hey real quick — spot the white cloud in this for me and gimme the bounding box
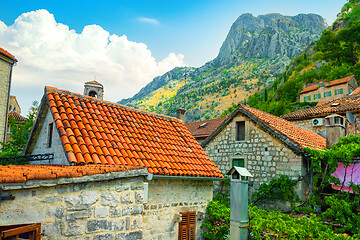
[0,9,184,113]
[137,17,160,25]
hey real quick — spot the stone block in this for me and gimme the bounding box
[48,207,64,219]
[122,205,143,216]
[71,183,92,192]
[81,191,99,205]
[109,208,122,217]
[94,233,114,240]
[101,192,120,207]
[87,220,112,233]
[131,215,142,230]
[115,231,143,240]
[95,206,109,218]
[66,209,91,221]
[64,221,84,236]
[65,195,81,206]
[121,191,134,204]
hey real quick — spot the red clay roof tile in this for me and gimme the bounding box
[282,94,360,120]
[0,47,17,61]
[43,86,223,178]
[0,165,142,183]
[240,105,326,151]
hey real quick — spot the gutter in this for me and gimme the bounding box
[151,174,225,181]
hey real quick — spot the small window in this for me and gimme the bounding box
[179,212,196,240]
[313,93,321,100]
[236,121,245,141]
[47,122,53,148]
[304,96,311,102]
[232,158,245,168]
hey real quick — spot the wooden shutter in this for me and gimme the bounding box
[179,212,196,240]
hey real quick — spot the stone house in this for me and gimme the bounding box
[185,117,226,144]
[6,95,26,142]
[299,75,358,102]
[0,164,148,239]
[0,47,17,144]
[282,94,360,137]
[199,105,326,200]
[24,85,223,240]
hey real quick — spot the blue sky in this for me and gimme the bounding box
[2,0,347,67]
[0,0,347,113]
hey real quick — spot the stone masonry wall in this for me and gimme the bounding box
[289,119,325,136]
[0,171,146,240]
[205,113,308,200]
[32,108,68,165]
[0,59,11,144]
[143,179,213,240]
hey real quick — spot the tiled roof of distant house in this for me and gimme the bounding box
[203,105,326,152]
[26,86,223,178]
[350,87,360,96]
[0,164,142,183]
[299,75,356,94]
[185,118,226,139]
[8,112,26,122]
[0,47,17,61]
[326,75,355,87]
[299,84,319,94]
[282,95,360,120]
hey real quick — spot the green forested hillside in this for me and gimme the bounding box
[238,0,360,117]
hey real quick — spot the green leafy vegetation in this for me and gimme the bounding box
[252,175,300,205]
[225,0,360,117]
[0,101,38,158]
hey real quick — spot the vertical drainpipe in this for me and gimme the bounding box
[3,62,15,144]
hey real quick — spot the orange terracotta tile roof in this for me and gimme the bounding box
[316,101,330,106]
[85,81,103,87]
[240,105,326,151]
[326,75,354,87]
[0,164,142,183]
[350,87,360,96]
[8,112,26,122]
[185,118,226,139]
[0,47,16,61]
[42,86,222,178]
[202,105,326,151]
[299,84,318,94]
[282,95,360,121]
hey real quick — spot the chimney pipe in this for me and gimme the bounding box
[325,114,346,148]
[176,108,186,122]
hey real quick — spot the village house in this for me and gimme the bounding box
[282,94,360,137]
[17,83,223,239]
[299,75,358,102]
[0,48,17,144]
[185,117,226,144]
[187,105,326,203]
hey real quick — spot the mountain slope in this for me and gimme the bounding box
[120,13,327,122]
[243,0,360,117]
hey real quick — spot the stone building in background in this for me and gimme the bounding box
[282,94,360,137]
[198,105,325,202]
[0,47,17,144]
[299,75,358,103]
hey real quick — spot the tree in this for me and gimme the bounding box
[0,101,38,157]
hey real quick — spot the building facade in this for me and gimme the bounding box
[299,75,358,103]
[282,94,360,137]
[200,105,325,202]
[24,84,223,239]
[0,48,17,144]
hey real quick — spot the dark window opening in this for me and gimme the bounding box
[236,121,245,141]
[47,122,53,148]
[232,158,245,168]
[88,91,97,98]
[179,212,196,240]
